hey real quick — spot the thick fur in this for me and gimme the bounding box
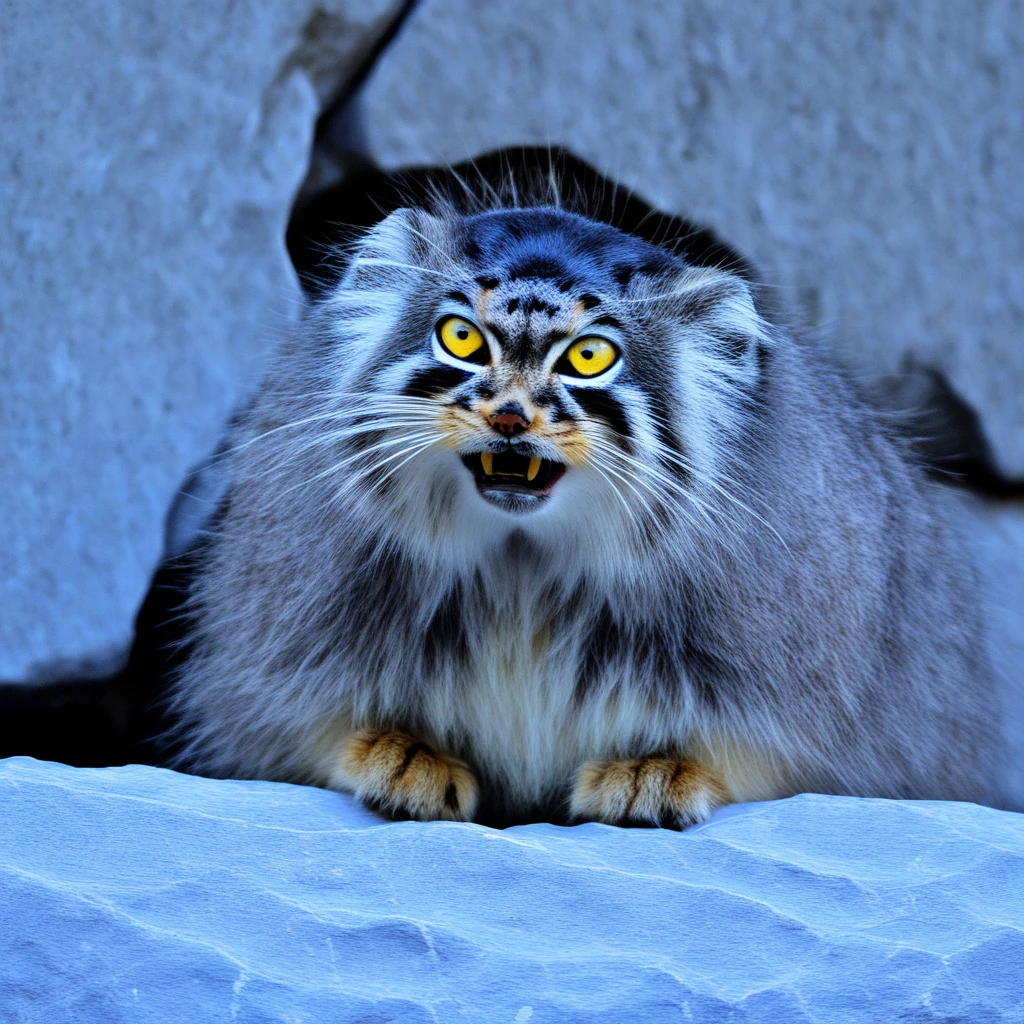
[172,192,999,826]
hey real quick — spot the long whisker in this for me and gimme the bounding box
[366,433,456,493]
[597,446,737,565]
[587,450,663,528]
[589,438,725,545]
[633,404,786,539]
[323,432,455,508]
[302,418,442,443]
[240,419,444,479]
[578,420,715,521]
[279,430,441,498]
[583,426,751,550]
[586,460,644,534]
[223,395,443,456]
[647,441,790,554]
[350,257,448,278]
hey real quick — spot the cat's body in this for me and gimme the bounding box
[173,164,999,826]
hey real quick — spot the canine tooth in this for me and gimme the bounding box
[527,456,542,482]
[480,452,493,475]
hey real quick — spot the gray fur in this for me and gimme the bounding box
[172,195,1000,820]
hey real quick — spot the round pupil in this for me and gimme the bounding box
[457,328,469,340]
[581,348,594,360]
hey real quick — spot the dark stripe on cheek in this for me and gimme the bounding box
[402,365,472,398]
[647,391,692,485]
[571,388,634,447]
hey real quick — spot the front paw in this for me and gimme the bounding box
[570,755,730,829]
[330,730,479,822]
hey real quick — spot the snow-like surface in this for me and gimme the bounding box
[2,758,1022,1023]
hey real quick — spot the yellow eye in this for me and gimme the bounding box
[560,337,619,378]
[437,316,487,363]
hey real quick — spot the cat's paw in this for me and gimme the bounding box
[570,756,730,829]
[331,730,479,822]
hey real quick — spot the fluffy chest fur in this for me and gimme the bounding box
[388,559,699,810]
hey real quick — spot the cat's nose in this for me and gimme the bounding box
[487,403,531,437]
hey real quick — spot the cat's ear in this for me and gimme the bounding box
[334,207,453,296]
[660,266,769,367]
[364,206,452,263]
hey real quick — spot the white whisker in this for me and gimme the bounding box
[351,257,448,278]
[279,430,442,499]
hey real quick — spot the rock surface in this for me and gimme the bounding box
[957,494,1024,810]
[1,757,1022,1023]
[0,0,400,681]
[356,0,1024,476]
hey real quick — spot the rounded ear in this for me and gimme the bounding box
[659,266,769,365]
[366,205,450,260]
[332,207,452,296]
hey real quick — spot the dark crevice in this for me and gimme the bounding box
[0,557,192,767]
[292,0,421,207]
[876,364,1024,500]
[331,0,420,109]
[286,144,757,299]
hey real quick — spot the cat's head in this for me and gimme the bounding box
[318,202,770,567]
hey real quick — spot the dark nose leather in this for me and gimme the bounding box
[487,403,531,437]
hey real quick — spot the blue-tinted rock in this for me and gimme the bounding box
[1,757,1022,1022]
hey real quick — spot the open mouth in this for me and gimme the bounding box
[461,450,566,507]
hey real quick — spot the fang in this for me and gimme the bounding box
[480,452,494,475]
[527,456,542,482]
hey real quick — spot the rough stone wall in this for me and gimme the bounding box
[0,0,400,681]
[2,0,1023,708]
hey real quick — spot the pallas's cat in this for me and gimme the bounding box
[172,156,998,827]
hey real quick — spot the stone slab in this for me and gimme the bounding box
[1,757,1022,1022]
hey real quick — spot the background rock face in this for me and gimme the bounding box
[2,0,1023,711]
[0,0,400,681]
[355,0,1024,475]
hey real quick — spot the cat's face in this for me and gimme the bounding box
[324,205,768,559]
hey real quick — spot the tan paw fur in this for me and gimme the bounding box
[329,730,479,822]
[570,756,730,828]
